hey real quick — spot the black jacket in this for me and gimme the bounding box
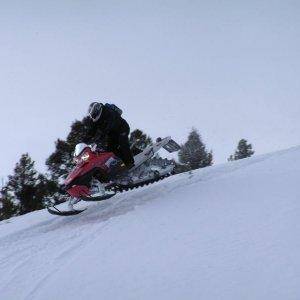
[88,104,129,138]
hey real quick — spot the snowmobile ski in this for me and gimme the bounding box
[47,206,86,216]
[81,192,116,202]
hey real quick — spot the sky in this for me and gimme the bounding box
[0,0,299,181]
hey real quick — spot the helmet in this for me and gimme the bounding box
[88,102,103,122]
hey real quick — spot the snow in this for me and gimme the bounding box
[1,146,300,300]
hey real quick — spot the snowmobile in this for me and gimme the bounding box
[47,137,180,216]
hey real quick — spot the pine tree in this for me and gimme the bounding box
[129,129,152,150]
[35,174,60,206]
[67,117,99,146]
[46,139,74,180]
[173,161,191,174]
[178,129,213,170]
[7,154,44,214]
[46,117,97,181]
[0,187,17,221]
[228,139,255,161]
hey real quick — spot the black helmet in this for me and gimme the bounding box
[88,102,103,122]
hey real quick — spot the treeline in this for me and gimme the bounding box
[0,117,254,221]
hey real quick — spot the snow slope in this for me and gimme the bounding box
[1,146,300,300]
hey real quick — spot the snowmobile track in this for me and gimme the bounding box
[114,172,172,193]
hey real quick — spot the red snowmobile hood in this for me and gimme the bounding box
[64,148,116,187]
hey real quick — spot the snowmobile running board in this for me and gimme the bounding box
[131,137,180,171]
[47,206,86,216]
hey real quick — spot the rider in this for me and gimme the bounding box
[87,102,135,169]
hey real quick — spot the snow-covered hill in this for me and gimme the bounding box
[1,146,300,300]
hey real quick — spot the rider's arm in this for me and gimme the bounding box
[101,106,119,134]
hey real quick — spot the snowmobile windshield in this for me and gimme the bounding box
[74,143,90,157]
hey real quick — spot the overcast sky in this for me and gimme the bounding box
[0,0,299,180]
